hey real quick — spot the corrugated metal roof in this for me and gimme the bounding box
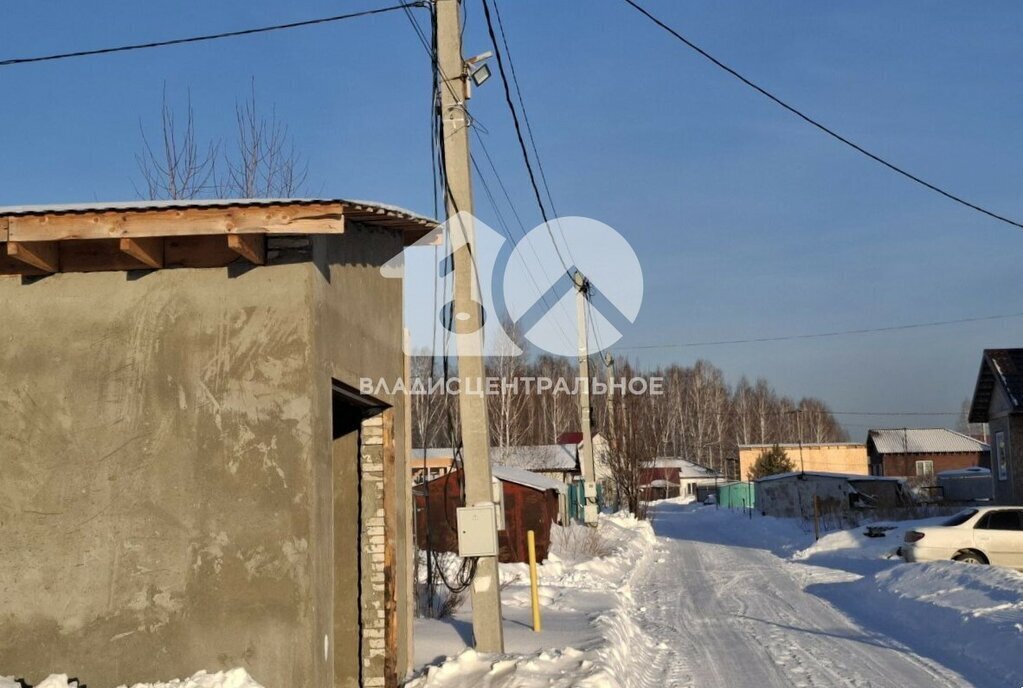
[0,197,436,225]
[491,444,578,471]
[868,428,989,454]
[412,445,579,472]
[491,465,568,494]
[756,471,903,483]
[647,457,721,478]
[410,448,455,460]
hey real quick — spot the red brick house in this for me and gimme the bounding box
[867,428,990,479]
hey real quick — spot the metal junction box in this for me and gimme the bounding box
[456,504,499,557]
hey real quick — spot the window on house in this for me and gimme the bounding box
[915,460,934,478]
[995,432,1009,481]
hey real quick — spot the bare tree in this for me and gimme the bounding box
[225,80,308,198]
[486,323,531,447]
[135,87,217,200]
[136,81,307,201]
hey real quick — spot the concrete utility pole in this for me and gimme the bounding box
[574,271,598,525]
[436,0,504,653]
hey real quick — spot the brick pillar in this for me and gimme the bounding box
[360,412,396,688]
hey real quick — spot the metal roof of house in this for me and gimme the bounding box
[0,197,435,226]
[491,444,579,472]
[647,457,721,478]
[969,349,1023,422]
[755,471,904,484]
[410,448,456,460]
[491,465,568,494]
[738,442,863,450]
[867,428,989,454]
[413,445,579,472]
[0,198,437,275]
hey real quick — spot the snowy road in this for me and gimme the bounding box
[629,504,968,688]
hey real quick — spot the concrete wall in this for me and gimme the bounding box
[739,444,868,480]
[755,475,903,519]
[0,225,412,687]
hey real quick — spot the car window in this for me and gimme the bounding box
[977,510,1023,531]
[942,510,978,526]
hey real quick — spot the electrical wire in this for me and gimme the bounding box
[490,0,578,267]
[614,311,1023,351]
[0,4,420,67]
[480,0,572,272]
[620,0,1023,231]
[402,0,575,352]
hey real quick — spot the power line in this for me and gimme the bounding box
[490,0,577,267]
[399,1,575,350]
[615,311,1023,351]
[480,0,572,272]
[621,0,1023,232]
[0,4,419,68]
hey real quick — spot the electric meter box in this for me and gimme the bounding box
[456,504,499,557]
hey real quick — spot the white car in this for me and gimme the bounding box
[901,507,1023,569]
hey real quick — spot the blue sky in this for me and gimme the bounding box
[3,1,1022,435]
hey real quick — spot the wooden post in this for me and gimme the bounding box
[527,530,541,633]
[812,495,821,541]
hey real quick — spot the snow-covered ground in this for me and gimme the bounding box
[412,503,1023,687]
[410,513,657,687]
[0,669,263,688]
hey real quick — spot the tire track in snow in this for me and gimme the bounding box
[620,507,967,688]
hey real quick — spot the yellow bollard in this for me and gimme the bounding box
[527,529,542,632]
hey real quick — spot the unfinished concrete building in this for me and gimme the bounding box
[0,199,433,688]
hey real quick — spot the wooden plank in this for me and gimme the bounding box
[119,237,164,269]
[7,241,58,272]
[164,235,239,269]
[0,219,8,243]
[62,239,152,273]
[227,234,266,265]
[0,247,47,276]
[7,203,345,242]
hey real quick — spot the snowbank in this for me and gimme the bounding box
[0,669,263,688]
[793,515,949,563]
[791,517,1023,686]
[409,512,657,687]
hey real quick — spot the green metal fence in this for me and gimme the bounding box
[718,481,755,510]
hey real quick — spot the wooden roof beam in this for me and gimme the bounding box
[6,204,345,242]
[7,241,58,273]
[227,234,266,265]
[119,237,164,269]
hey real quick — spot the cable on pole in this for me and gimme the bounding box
[480,0,572,273]
[0,4,420,67]
[621,0,1023,232]
[614,311,1023,351]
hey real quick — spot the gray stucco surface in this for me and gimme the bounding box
[0,224,409,687]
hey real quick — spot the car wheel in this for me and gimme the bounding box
[953,551,986,565]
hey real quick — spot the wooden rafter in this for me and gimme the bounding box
[7,241,58,272]
[227,234,266,265]
[0,200,439,275]
[119,237,164,269]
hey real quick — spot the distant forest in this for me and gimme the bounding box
[409,354,847,477]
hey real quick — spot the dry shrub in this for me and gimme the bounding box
[551,524,613,561]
